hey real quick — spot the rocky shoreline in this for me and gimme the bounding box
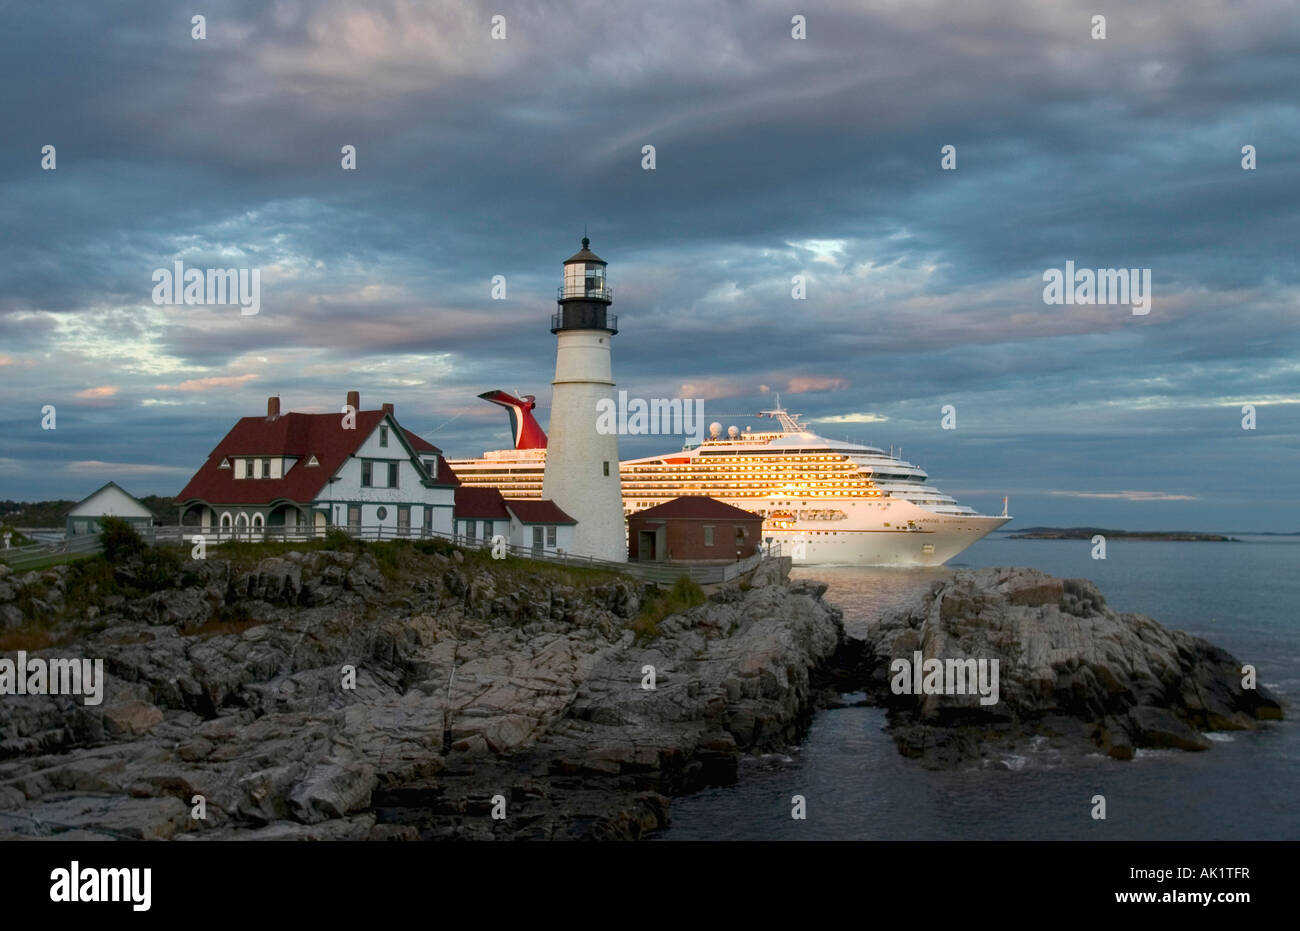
[842,568,1283,769]
[0,546,1283,840]
[0,545,841,840]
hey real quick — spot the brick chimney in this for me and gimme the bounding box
[346,390,360,411]
[382,402,394,415]
[266,396,280,420]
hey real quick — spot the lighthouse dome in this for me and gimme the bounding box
[563,236,606,266]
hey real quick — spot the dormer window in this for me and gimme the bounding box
[379,425,389,448]
[218,458,231,469]
[306,455,319,467]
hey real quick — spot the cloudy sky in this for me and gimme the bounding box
[2,0,1297,530]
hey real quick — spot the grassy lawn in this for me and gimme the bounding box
[1,550,98,573]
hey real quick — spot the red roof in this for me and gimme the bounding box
[430,454,462,487]
[505,500,576,525]
[454,486,511,520]
[177,410,457,505]
[632,496,761,521]
[403,429,437,453]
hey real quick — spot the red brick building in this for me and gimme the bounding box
[627,496,763,564]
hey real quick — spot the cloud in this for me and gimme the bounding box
[815,412,890,424]
[65,460,195,477]
[75,386,118,399]
[0,0,1297,530]
[155,375,259,392]
[786,377,849,394]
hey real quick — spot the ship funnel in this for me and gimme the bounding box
[478,390,548,450]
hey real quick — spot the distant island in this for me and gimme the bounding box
[1008,526,1239,542]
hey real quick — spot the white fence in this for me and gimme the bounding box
[4,523,778,587]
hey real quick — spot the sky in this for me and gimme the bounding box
[1,0,1297,531]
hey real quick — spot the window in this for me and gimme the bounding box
[603,461,610,476]
[388,462,399,489]
[546,526,556,547]
[423,508,433,531]
[376,506,388,521]
[482,520,492,539]
[466,520,477,541]
[234,458,247,479]
[361,461,373,487]
[379,425,389,448]
[423,459,434,476]
[262,458,271,479]
[703,525,714,546]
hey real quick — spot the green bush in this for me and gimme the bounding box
[1,524,31,547]
[664,575,706,612]
[413,536,457,558]
[632,575,706,643]
[323,525,362,552]
[99,516,145,563]
[135,545,196,591]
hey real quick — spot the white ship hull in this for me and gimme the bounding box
[759,515,1009,566]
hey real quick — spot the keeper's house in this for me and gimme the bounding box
[176,392,459,536]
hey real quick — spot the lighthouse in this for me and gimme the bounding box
[542,237,627,561]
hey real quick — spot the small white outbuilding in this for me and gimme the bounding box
[65,482,155,536]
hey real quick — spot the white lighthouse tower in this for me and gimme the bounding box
[542,237,627,562]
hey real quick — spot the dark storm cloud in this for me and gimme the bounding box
[0,0,1297,528]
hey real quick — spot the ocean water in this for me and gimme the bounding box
[659,534,1300,840]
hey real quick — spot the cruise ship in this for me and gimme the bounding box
[447,391,1011,566]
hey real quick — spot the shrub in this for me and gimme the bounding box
[135,545,195,591]
[632,575,706,643]
[63,558,119,615]
[323,525,362,552]
[414,537,457,558]
[371,541,412,580]
[664,575,706,613]
[0,524,31,547]
[99,516,145,563]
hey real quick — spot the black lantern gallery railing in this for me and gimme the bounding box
[557,284,612,301]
